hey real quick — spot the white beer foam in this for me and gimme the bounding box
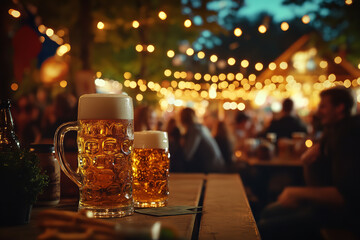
[134,131,169,149]
[78,94,133,120]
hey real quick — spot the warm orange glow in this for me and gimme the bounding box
[46,28,54,37]
[136,94,144,101]
[302,15,310,24]
[255,62,263,71]
[210,55,218,62]
[334,56,342,64]
[241,59,249,68]
[305,139,313,148]
[97,21,105,30]
[320,60,328,68]
[158,11,167,20]
[234,28,242,37]
[132,20,140,28]
[38,25,46,33]
[197,51,205,59]
[167,50,175,58]
[281,22,289,31]
[258,25,267,33]
[184,19,192,28]
[147,45,155,52]
[11,83,18,91]
[8,9,21,18]
[135,44,143,52]
[60,80,67,88]
[186,48,194,56]
[228,58,236,65]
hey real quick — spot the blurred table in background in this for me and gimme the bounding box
[0,173,260,240]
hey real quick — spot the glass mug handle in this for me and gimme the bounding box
[54,121,82,187]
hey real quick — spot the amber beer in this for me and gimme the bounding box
[132,131,170,208]
[54,94,134,218]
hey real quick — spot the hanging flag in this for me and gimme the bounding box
[12,25,42,82]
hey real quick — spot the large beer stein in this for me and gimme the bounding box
[54,94,134,218]
[132,131,170,208]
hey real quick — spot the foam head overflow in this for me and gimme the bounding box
[134,131,169,149]
[78,94,133,120]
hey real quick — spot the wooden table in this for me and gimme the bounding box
[0,173,260,240]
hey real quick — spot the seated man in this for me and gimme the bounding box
[262,98,308,140]
[258,86,360,240]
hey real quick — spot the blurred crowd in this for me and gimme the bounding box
[11,89,324,170]
[10,86,360,239]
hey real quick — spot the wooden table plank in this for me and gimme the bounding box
[0,173,205,240]
[199,174,261,240]
[111,173,205,240]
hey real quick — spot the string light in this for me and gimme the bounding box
[345,0,352,5]
[46,28,54,37]
[302,15,310,24]
[8,9,20,18]
[60,80,67,88]
[210,55,218,62]
[227,57,236,65]
[167,50,175,58]
[255,62,263,71]
[234,28,242,37]
[135,44,143,52]
[334,56,342,64]
[158,11,167,20]
[97,21,105,30]
[281,22,289,31]
[241,59,249,68]
[184,19,192,28]
[186,48,194,56]
[132,20,140,28]
[147,45,155,52]
[258,25,267,33]
[320,60,328,68]
[197,51,205,59]
[11,83,18,91]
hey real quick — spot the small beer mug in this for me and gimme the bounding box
[54,94,134,218]
[132,131,170,208]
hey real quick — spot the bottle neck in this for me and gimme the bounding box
[0,107,15,129]
[0,104,21,151]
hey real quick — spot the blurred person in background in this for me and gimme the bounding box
[258,86,360,240]
[179,107,225,173]
[165,117,185,172]
[134,105,157,132]
[213,120,234,171]
[260,98,308,140]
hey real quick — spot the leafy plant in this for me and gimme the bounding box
[0,149,49,205]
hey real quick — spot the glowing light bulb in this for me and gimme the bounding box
[302,15,310,24]
[210,55,218,63]
[281,22,289,31]
[158,11,167,20]
[167,50,175,58]
[8,9,20,18]
[132,20,140,28]
[258,25,267,33]
[184,19,192,28]
[197,51,205,59]
[234,28,242,37]
[97,21,105,30]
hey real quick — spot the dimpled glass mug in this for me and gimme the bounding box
[132,131,170,208]
[54,94,134,218]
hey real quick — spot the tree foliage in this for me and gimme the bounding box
[284,0,360,64]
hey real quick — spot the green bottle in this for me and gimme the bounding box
[0,99,20,152]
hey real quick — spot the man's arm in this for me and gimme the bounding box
[277,186,345,208]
